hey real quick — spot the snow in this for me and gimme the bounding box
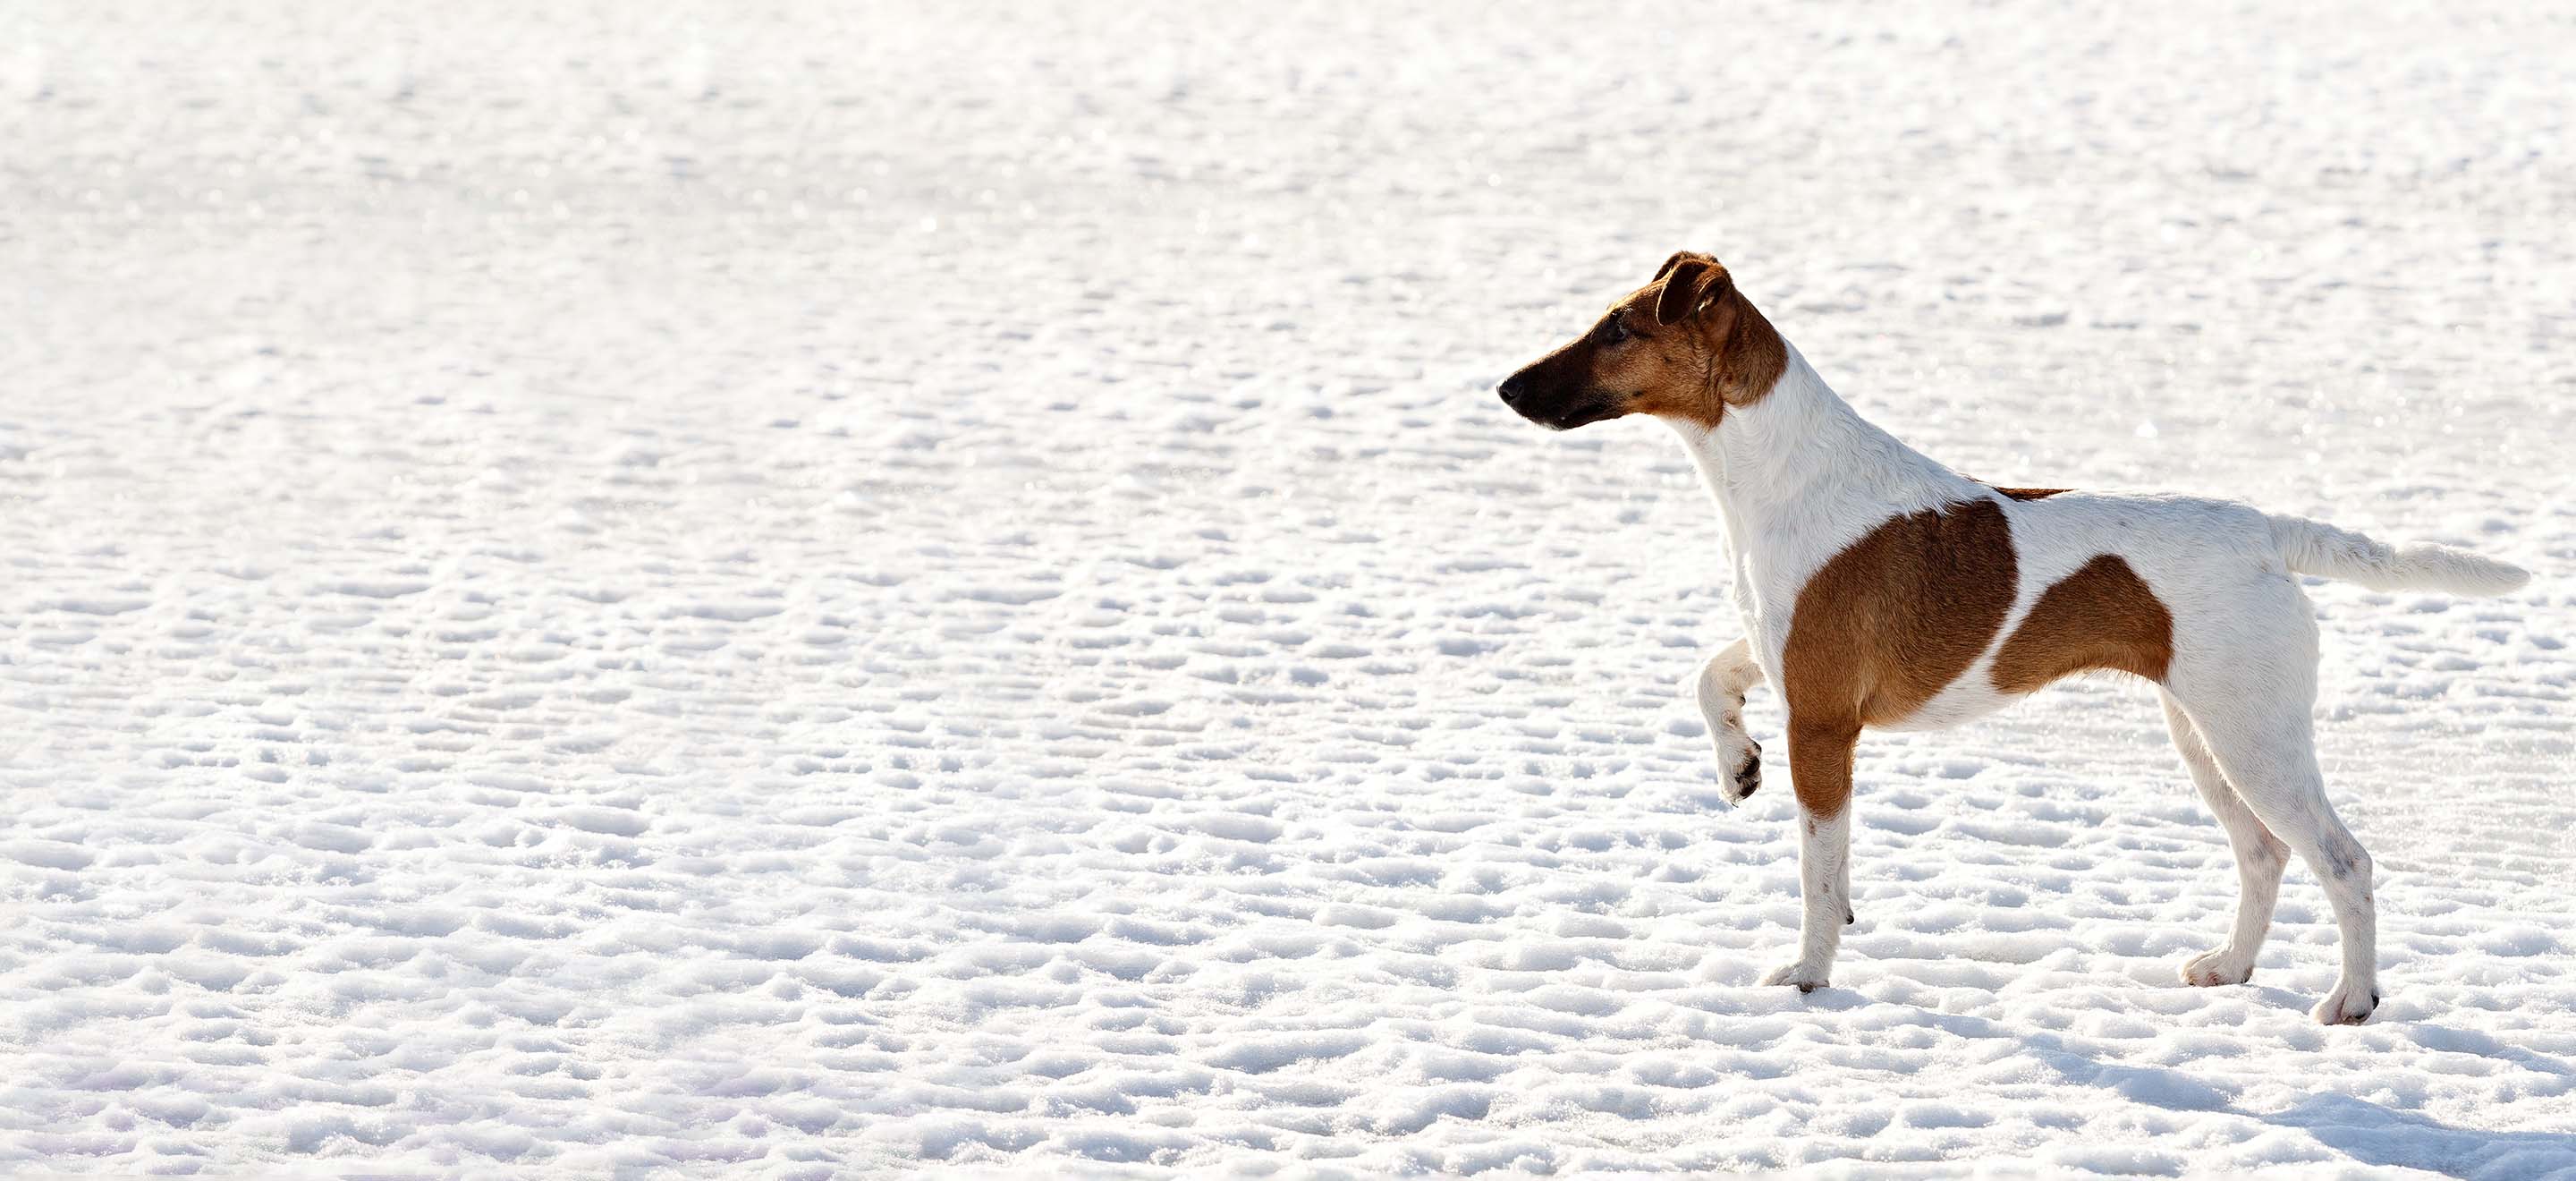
[4,0,2573,1177]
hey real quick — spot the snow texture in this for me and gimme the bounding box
[4,1,2574,1177]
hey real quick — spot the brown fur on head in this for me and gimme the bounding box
[1496,251,1788,430]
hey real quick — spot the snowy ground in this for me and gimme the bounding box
[4,1,2574,1177]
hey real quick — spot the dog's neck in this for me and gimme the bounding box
[1662,340,1979,564]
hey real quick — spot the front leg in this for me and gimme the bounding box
[1759,719,1858,990]
[1692,638,1767,804]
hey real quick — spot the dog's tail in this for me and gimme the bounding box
[2267,514,2530,596]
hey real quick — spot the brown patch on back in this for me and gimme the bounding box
[1989,556,2174,693]
[1781,499,2020,816]
[1965,479,2068,501]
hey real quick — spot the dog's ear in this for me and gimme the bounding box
[1652,250,1713,284]
[1655,256,1733,327]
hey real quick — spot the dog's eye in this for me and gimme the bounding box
[1600,315,1630,344]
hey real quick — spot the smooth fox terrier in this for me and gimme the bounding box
[1497,251,2530,1024]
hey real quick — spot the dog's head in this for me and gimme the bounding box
[1496,251,1779,430]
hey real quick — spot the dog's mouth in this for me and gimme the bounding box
[1498,370,1623,430]
[1530,397,1622,431]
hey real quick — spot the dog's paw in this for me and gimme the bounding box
[1729,742,1762,800]
[1758,961,1829,992]
[2310,979,2379,1025]
[2178,947,2253,987]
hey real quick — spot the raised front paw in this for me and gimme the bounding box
[1730,741,1763,800]
[2310,979,2379,1025]
[1758,961,1829,992]
[2178,947,2253,987]
[1710,736,1761,805]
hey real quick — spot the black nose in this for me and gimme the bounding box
[1497,375,1528,407]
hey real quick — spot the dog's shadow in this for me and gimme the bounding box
[1894,1007,2576,1177]
[2264,1088,2576,1178]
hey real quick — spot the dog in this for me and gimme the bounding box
[1496,251,2531,1024]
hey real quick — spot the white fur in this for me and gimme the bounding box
[1666,340,2529,1024]
[1692,638,1765,801]
[2270,514,2531,595]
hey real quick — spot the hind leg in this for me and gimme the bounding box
[1693,638,1767,804]
[2162,692,2288,986]
[2168,621,2379,1024]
